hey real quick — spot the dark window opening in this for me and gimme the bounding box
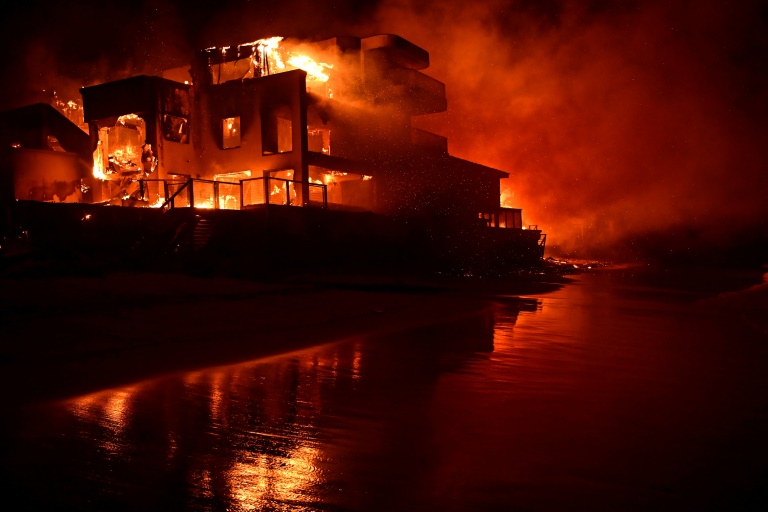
[163,114,189,143]
[262,105,292,155]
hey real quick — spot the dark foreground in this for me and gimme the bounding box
[1,264,767,511]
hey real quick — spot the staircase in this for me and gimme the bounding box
[192,217,215,252]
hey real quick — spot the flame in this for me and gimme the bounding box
[93,163,107,181]
[219,37,333,86]
[92,141,107,180]
[117,113,140,125]
[219,194,239,210]
[286,54,332,82]
[500,188,514,208]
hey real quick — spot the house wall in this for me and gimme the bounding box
[7,148,89,202]
[82,76,195,182]
[191,69,310,204]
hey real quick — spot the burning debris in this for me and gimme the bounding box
[206,37,334,95]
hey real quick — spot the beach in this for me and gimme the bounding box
[2,263,767,511]
[0,269,570,405]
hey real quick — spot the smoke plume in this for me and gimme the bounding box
[362,0,768,263]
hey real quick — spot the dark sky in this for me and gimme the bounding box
[2,0,767,262]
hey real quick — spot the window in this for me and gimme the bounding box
[262,105,292,154]
[308,127,331,154]
[163,114,189,143]
[222,117,241,149]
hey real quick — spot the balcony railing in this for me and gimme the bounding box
[138,177,328,211]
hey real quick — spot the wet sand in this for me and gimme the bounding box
[0,270,570,405]
[3,264,766,511]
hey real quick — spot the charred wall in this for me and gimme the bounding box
[81,76,194,180]
[190,67,310,201]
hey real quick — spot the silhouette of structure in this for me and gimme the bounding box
[0,34,545,276]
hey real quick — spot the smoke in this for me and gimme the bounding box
[0,0,196,109]
[3,0,766,263]
[361,0,768,262]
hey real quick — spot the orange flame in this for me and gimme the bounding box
[286,54,332,82]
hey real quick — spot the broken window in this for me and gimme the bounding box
[162,85,190,143]
[163,85,191,117]
[262,105,292,155]
[222,117,241,149]
[95,114,146,177]
[163,114,189,143]
[308,127,331,154]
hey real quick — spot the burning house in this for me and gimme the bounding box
[0,34,545,276]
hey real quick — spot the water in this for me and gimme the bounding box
[3,267,767,511]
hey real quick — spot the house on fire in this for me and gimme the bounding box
[0,34,545,275]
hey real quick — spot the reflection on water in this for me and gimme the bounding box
[3,269,768,511]
[70,387,137,457]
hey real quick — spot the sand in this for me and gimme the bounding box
[0,270,570,405]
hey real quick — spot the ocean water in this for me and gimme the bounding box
[3,266,767,511]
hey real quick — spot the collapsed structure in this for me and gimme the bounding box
[0,34,545,276]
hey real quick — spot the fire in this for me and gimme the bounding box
[92,163,107,181]
[321,171,348,186]
[92,141,107,180]
[286,54,332,82]
[218,37,333,86]
[500,188,514,208]
[117,113,140,125]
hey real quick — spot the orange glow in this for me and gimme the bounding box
[225,445,322,509]
[286,54,332,82]
[500,187,514,209]
[148,197,165,208]
[92,143,107,181]
[69,386,139,456]
[215,36,334,90]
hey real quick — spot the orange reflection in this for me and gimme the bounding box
[209,371,226,426]
[352,341,362,382]
[69,385,139,456]
[226,445,322,509]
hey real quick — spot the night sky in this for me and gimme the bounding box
[2,0,766,264]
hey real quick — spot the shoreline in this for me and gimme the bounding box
[0,269,571,406]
